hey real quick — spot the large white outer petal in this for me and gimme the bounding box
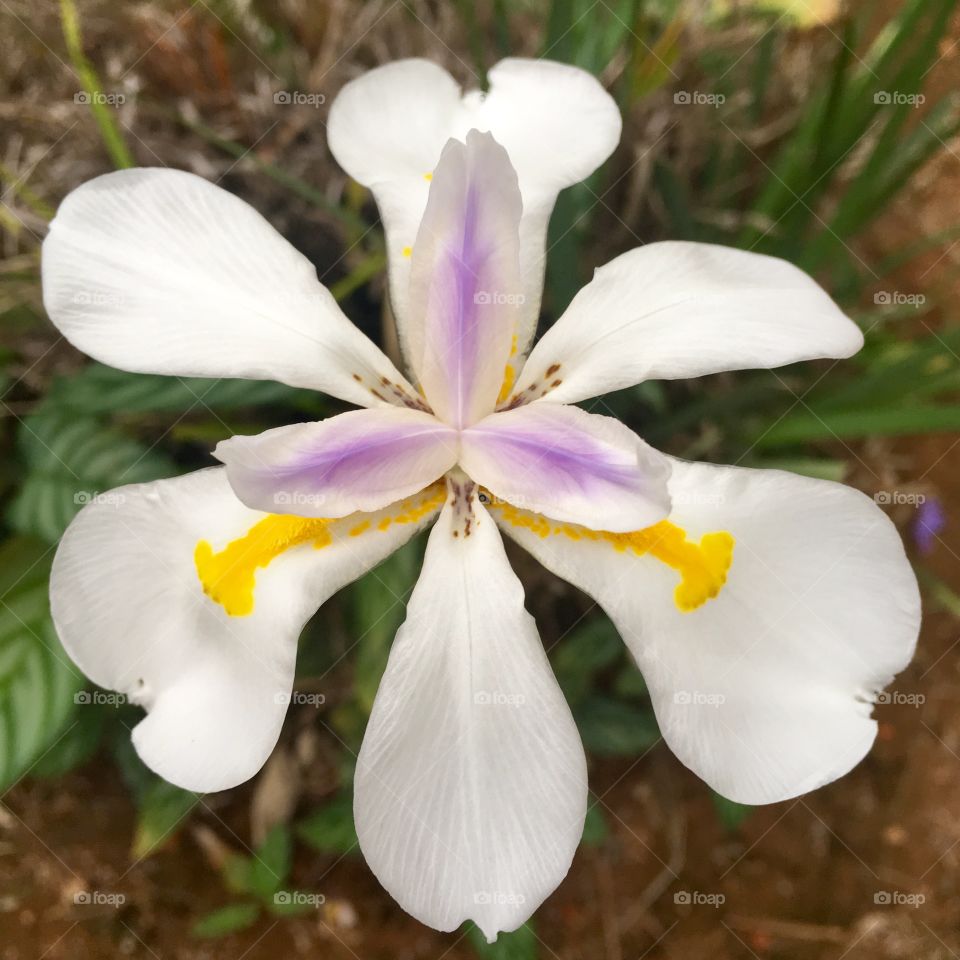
[328,57,621,363]
[493,459,920,804]
[50,468,440,792]
[512,242,864,406]
[42,168,413,408]
[354,495,587,941]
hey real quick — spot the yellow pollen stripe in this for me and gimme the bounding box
[496,333,519,405]
[491,501,734,612]
[195,485,446,617]
[402,245,412,258]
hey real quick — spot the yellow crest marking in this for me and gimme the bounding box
[496,333,519,405]
[195,484,446,617]
[491,500,734,612]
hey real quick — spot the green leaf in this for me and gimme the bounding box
[0,538,84,790]
[751,404,960,446]
[297,792,358,856]
[7,413,175,543]
[41,363,313,418]
[29,697,107,778]
[467,919,538,959]
[712,793,753,831]
[551,617,623,706]
[249,824,292,899]
[192,902,261,938]
[613,664,648,699]
[575,696,660,756]
[580,804,609,847]
[132,778,200,859]
[221,853,255,896]
[743,457,847,482]
[350,539,423,716]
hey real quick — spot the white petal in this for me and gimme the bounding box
[460,404,671,531]
[492,459,919,804]
[50,468,443,792]
[328,57,621,365]
[215,407,457,517]
[512,242,864,406]
[42,168,415,408]
[354,492,586,940]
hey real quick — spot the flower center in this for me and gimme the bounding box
[486,497,734,612]
[194,483,446,616]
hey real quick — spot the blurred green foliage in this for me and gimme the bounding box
[1,0,958,952]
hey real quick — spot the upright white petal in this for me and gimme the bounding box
[50,468,442,792]
[511,242,864,406]
[42,168,415,409]
[493,459,919,804]
[355,492,587,940]
[408,131,522,426]
[328,57,621,364]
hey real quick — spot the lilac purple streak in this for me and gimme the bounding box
[215,411,458,517]
[435,185,484,426]
[466,423,641,494]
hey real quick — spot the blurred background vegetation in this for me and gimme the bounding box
[2,0,960,957]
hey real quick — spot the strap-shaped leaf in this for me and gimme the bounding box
[6,413,175,543]
[0,538,83,790]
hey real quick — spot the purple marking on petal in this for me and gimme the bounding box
[458,404,672,531]
[438,185,483,423]
[285,425,450,487]
[912,496,946,556]
[469,423,641,494]
[215,409,458,517]
[411,131,523,428]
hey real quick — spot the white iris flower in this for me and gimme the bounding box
[41,58,919,941]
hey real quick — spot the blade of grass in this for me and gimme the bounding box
[175,114,370,235]
[328,252,387,302]
[749,404,960,447]
[492,0,511,58]
[0,163,54,221]
[59,0,134,169]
